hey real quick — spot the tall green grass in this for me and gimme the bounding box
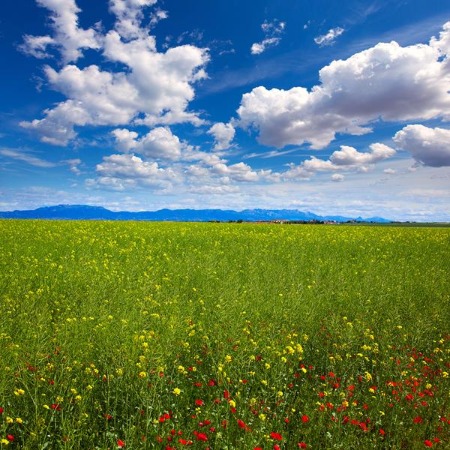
[0,221,449,449]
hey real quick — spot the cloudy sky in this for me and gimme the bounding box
[1,0,449,220]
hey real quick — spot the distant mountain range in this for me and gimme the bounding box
[0,204,392,223]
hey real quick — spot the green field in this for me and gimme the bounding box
[0,221,449,449]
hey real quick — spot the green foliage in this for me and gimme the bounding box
[0,221,449,449]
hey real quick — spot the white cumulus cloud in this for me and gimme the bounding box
[330,143,396,165]
[112,126,183,160]
[20,0,209,145]
[20,0,100,63]
[393,124,450,167]
[208,122,235,151]
[238,22,450,149]
[284,143,396,180]
[93,153,178,190]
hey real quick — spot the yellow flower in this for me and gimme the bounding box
[138,371,147,378]
[225,355,232,363]
[15,417,23,424]
[14,389,25,396]
[173,388,181,396]
[0,438,10,445]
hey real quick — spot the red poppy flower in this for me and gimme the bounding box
[0,407,3,414]
[194,431,208,441]
[413,416,423,424]
[117,439,125,448]
[298,443,307,449]
[270,432,283,441]
[195,399,204,406]
[237,419,247,429]
[424,440,433,447]
[7,435,14,442]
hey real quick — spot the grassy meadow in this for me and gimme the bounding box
[0,220,449,449]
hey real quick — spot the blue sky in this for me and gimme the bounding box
[1,0,449,220]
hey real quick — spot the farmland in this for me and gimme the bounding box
[0,220,449,449]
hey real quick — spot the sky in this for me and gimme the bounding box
[0,0,449,221]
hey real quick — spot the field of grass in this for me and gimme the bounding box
[0,220,449,449]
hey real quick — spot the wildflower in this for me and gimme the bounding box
[14,389,25,396]
[270,432,283,441]
[6,435,14,442]
[413,416,423,424]
[15,417,23,424]
[51,403,61,411]
[173,388,181,396]
[0,407,3,414]
[424,440,433,447]
[195,399,204,406]
[298,443,308,449]
[193,431,208,441]
[0,439,9,446]
[301,414,310,423]
[117,439,125,447]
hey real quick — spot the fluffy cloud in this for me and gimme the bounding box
[94,153,178,189]
[251,19,285,55]
[330,143,396,165]
[393,124,450,167]
[208,122,235,150]
[20,1,209,145]
[109,0,158,39]
[112,126,183,160]
[238,22,450,149]
[20,0,100,63]
[284,143,396,179]
[331,174,345,182]
[314,27,344,46]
